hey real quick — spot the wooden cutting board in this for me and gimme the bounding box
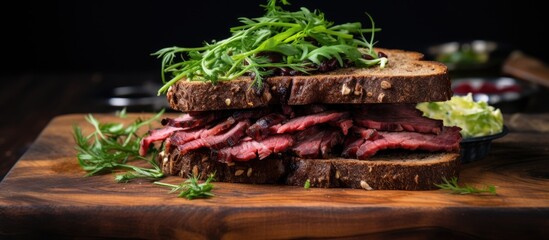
[1,114,548,239]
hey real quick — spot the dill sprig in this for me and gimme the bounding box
[154,173,216,200]
[72,109,165,182]
[435,177,497,195]
[153,0,387,95]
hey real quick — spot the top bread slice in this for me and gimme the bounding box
[166,48,452,112]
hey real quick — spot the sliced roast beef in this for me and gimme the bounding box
[146,103,462,164]
[341,127,379,157]
[166,128,206,152]
[292,126,323,158]
[214,134,294,162]
[246,113,287,140]
[355,126,461,159]
[319,129,344,157]
[353,104,442,134]
[202,117,236,137]
[268,124,282,134]
[161,112,219,128]
[277,111,350,134]
[330,118,353,135]
[293,127,343,158]
[177,120,250,155]
[164,116,237,152]
[260,134,294,153]
[217,141,266,162]
[349,126,379,139]
[342,137,364,158]
[139,126,184,156]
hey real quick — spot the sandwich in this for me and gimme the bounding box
[139,0,461,190]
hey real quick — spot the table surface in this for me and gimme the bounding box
[1,112,549,239]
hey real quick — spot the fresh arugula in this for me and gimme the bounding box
[73,109,165,182]
[153,0,387,95]
[436,177,497,195]
[154,173,216,200]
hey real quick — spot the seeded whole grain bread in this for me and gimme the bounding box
[167,48,452,112]
[160,150,460,190]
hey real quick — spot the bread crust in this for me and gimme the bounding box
[167,48,452,112]
[161,150,460,190]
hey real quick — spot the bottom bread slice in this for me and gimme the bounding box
[160,150,460,190]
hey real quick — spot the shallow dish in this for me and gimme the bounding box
[460,126,508,163]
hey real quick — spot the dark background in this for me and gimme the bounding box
[4,0,549,75]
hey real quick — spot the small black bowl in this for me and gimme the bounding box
[459,126,508,163]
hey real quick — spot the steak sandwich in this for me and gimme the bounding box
[140,1,461,190]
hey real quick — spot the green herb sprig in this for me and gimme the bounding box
[304,179,311,189]
[154,0,387,95]
[73,109,165,182]
[436,177,497,195]
[154,173,216,200]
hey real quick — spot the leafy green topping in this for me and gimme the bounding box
[73,109,165,182]
[435,177,497,195]
[154,173,216,200]
[153,0,387,95]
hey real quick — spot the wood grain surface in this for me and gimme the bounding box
[1,113,548,239]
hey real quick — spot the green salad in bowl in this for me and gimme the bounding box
[417,93,506,162]
[417,93,503,138]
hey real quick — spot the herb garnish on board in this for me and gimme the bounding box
[154,0,387,95]
[73,110,217,199]
[154,173,216,200]
[73,109,165,182]
[436,177,497,195]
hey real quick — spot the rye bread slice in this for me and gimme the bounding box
[286,152,460,190]
[160,150,460,190]
[166,48,451,112]
[160,150,290,184]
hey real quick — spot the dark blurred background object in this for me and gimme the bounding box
[4,0,549,75]
[1,0,549,179]
[450,76,538,113]
[503,50,549,89]
[427,40,511,78]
